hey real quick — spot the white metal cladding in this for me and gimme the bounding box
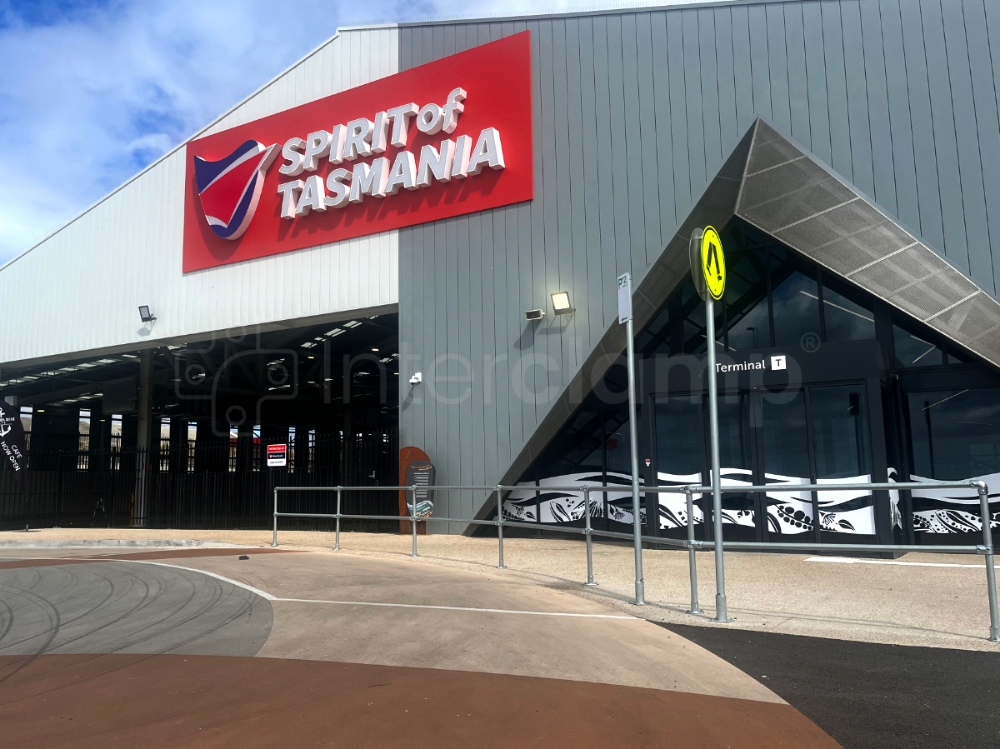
[0,27,400,368]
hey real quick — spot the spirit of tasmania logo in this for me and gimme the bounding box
[193,140,278,240]
[182,32,533,271]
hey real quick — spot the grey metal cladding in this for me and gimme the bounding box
[395,0,1000,518]
[480,122,750,523]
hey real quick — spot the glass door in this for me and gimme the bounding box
[654,395,705,537]
[653,392,758,540]
[714,394,758,540]
[652,383,875,542]
[760,391,817,539]
[809,385,876,538]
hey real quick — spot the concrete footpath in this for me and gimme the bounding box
[0,544,839,748]
[5,526,999,651]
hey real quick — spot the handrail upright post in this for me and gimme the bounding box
[410,485,418,558]
[335,487,342,551]
[272,487,278,547]
[686,486,702,614]
[584,486,597,586]
[976,482,1000,641]
[496,485,506,569]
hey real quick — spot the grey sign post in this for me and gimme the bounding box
[618,271,644,606]
[690,228,730,623]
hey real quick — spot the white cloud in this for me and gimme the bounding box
[0,0,688,264]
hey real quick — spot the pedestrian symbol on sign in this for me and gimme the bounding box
[700,226,726,301]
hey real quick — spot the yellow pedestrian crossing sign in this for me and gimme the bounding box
[700,226,726,301]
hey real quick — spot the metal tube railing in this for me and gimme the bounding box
[584,486,596,586]
[270,479,1000,642]
[685,486,702,614]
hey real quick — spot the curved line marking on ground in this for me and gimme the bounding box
[23,558,641,620]
[275,598,641,619]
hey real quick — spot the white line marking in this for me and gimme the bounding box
[805,556,982,569]
[19,557,637,619]
[275,598,640,619]
[119,560,278,600]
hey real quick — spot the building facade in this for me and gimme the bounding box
[2,0,1000,548]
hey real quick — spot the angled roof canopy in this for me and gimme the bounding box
[484,118,1000,508]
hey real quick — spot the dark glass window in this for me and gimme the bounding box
[894,323,944,367]
[770,248,821,347]
[761,391,811,479]
[821,278,875,343]
[636,306,670,356]
[604,410,632,476]
[908,389,1000,480]
[535,408,604,478]
[655,396,702,481]
[810,385,870,478]
[725,246,771,352]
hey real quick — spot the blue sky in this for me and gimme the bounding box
[0,0,689,265]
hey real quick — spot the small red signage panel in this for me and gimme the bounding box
[183,32,534,272]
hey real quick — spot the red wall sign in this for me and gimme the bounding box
[183,32,534,272]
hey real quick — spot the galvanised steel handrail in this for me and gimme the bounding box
[271,479,1000,641]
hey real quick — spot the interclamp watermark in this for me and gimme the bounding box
[165,324,814,436]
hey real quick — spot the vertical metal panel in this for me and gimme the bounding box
[971,0,1000,288]
[731,5,757,134]
[858,0,897,215]
[579,17,610,354]
[941,0,993,290]
[783,3,811,146]
[606,15,635,288]
[564,16,593,361]
[683,10,707,194]
[899,0,945,252]
[748,4,773,123]
[879,0,920,234]
[698,9,724,182]
[666,11,692,209]
[765,3,792,135]
[841,0,876,199]
[0,28,400,367]
[821,0,854,181]
[714,9,740,156]
[622,13,650,271]
[921,0,971,275]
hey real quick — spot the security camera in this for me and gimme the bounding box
[409,372,423,385]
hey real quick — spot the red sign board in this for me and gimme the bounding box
[183,32,534,272]
[266,443,287,467]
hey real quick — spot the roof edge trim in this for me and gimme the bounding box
[343,0,824,32]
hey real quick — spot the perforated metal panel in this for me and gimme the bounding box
[735,118,1000,368]
[775,203,908,275]
[740,160,857,233]
[744,120,805,176]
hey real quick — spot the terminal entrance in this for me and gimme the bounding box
[512,219,1000,548]
[651,376,877,544]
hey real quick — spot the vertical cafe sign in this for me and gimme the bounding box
[0,402,28,490]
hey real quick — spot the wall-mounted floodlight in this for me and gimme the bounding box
[138,305,156,323]
[525,309,545,321]
[550,291,573,315]
[409,372,423,385]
